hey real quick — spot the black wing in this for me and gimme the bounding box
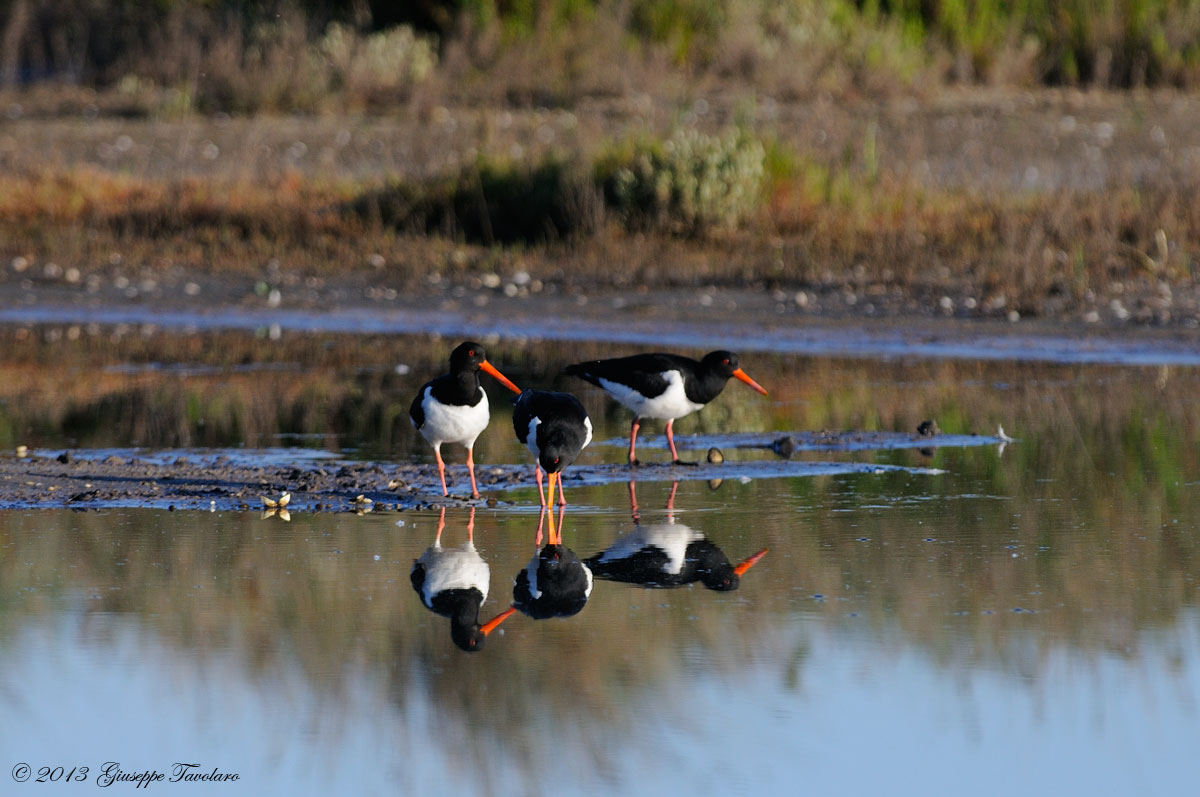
[565,353,695,399]
[512,390,535,445]
[409,379,434,430]
[410,560,426,596]
[513,390,588,445]
[586,545,675,586]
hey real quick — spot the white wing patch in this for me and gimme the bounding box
[582,416,593,450]
[525,415,542,460]
[599,370,703,420]
[522,555,542,599]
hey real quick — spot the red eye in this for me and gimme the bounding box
[554,457,560,464]
[468,350,475,357]
[723,358,730,365]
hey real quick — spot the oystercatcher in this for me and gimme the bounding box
[564,350,767,465]
[586,482,766,590]
[410,341,522,498]
[411,508,516,652]
[512,505,593,619]
[512,389,592,506]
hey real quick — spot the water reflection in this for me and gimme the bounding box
[587,482,768,591]
[512,505,593,620]
[410,507,516,651]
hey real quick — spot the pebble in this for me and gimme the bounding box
[772,436,795,458]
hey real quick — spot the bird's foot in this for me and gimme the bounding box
[629,458,643,468]
[672,459,699,467]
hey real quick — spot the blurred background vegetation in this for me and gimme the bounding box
[4,0,1200,115]
[3,1,1199,325]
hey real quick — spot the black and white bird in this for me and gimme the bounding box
[410,341,522,498]
[586,522,767,591]
[410,508,516,652]
[512,506,593,620]
[512,389,592,506]
[587,481,767,591]
[564,350,767,465]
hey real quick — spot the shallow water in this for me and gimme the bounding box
[1,328,1198,794]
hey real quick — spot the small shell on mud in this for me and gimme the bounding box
[707,447,724,464]
[15,445,28,458]
[261,491,291,508]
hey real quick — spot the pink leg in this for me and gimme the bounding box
[466,447,480,499]
[466,507,476,543]
[666,419,680,462]
[628,417,642,465]
[535,503,547,546]
[667,481,678,514]
[556,472,567,506]
[536,465,547,506]
[628,480,640,522]
[434,445,448,496]
[435,506,446,544]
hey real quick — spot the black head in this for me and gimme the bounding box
[449,341,487,372]
[451,620,488,652]
[701,351,741,379]
[700,563,740,591]
[538,440,579,474]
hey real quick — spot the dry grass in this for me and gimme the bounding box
[2,150,1197,324]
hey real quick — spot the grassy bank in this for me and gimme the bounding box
[2,124,1198,326]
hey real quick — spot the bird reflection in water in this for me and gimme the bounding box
[512,503,593,619]
[410,507,516,652]
[586,481,768,591]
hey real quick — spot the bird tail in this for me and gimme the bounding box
[563,362,601,387]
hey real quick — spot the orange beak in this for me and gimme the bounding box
[546,473,561,544]
[480,360,522,394]
[733,548,769,576]
[732,368,768,396]
[480,606,517,636]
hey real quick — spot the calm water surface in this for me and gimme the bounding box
[1,330,1198,795]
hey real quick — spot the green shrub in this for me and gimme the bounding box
[598,128,766,234]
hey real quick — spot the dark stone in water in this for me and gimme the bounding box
[772,436,795,458]
[917,419,940,437]
[57,451,71,464]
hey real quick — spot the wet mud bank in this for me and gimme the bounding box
[0,430,996,511]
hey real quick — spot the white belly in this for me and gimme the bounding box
[418,387,490,448]
[418,543,490,605]
[595,522,702,575]
[599,370,704,420]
